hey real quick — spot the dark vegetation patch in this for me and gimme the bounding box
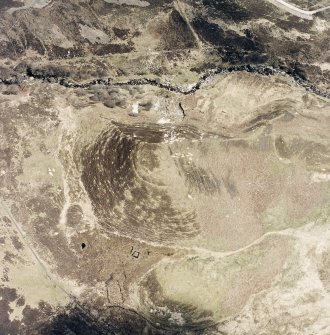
[19,23,46,55]
[200,0,313,32]
[16,296,25,307]
[192,17,265,64]
[26,65,71,80]
[49,45,84,59]
[0,288,50,335]
[0,289,213,335]
[202,0,253,21]
[113,27,130,40]
[201,0,312,31]
[37,303,161,335]
[2,216,11,224]
[285,62,308,81]
[0,287,20,335]
[161,9,198,50]
[37,302,214,335]
[0,40,24,58]
[22,302,54,333]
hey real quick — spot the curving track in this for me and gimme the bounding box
[267,0,330,19]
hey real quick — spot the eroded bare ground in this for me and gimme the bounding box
[1,0,330,334]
